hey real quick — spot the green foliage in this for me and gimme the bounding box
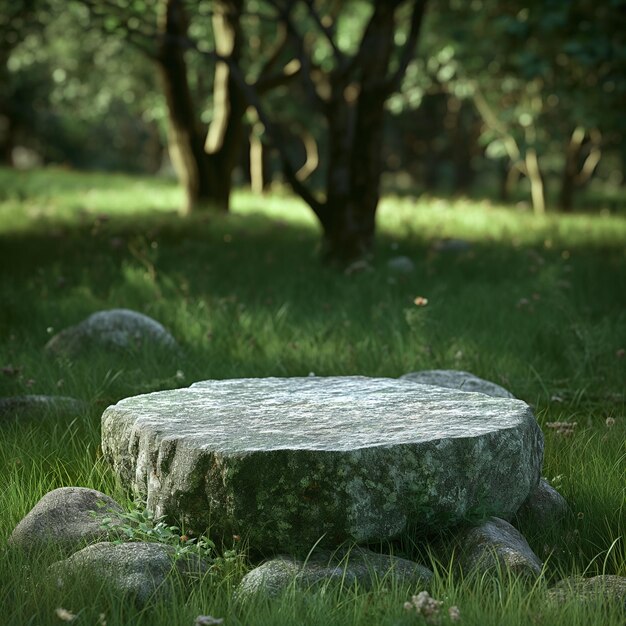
[1,0,162,170]
[94,501,241,568]
[388,0,626,206]
[2,0,624,211]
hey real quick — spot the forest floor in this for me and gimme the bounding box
[0,167,624,625]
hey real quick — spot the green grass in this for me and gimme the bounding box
[0,166,625,625]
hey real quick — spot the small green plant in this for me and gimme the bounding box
[94,501,240,570]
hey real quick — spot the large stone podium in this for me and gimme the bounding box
[101,377,543,552]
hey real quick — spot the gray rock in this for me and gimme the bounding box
[0,395,86,421]
[8,487,124,555]
[516,479,570,528]
[235,547,433,602]
[49,541,208,606]
[548,575,626,608]
[432,239,472,253]
[101,376,543,552]
[45,309,178,357]
[400,370,514,399]
[387,256,415,273]
[456,517,543,579]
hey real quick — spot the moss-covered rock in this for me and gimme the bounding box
[235,547,433,602]
[515,478,570,528]
[0,395,86,422]
[8,487,123,555]
[45,309,178,357]
[49,541,208,606]
[548,575,626,609]
[101,376,543,553]
[400,370,514,399]
[454,517,543,579]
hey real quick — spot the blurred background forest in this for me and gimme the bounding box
[1,0,625,260]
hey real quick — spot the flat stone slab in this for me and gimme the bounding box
[101,377,543,552]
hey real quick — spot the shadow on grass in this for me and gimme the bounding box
[1,202,625,407]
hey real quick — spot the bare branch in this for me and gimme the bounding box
[256,22,289,79]
[295,126,319,181]
[387,0,428,93]
[345,1,402,82]
[263,0,328,109]
[575,128,602,185]
[302,0,345,67]
[256,59,302,94]
[471,84,527,174]
[184,34,326,217]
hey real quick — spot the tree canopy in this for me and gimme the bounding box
[1,0,624,260]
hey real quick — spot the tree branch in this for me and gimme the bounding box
[263,0,328,109]
[386,0,428,93]
[345,1,402,82]
[255,22,289,79]
[575,128,602,185]
[256,60,302,94]
[302,0,345,67]
[187,36,327,218]
[471,84,527,174]
[295,126,319,181]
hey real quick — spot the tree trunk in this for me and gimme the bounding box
[559,127,586,213]
[525,148,545,215]
[559,127,602,213]
[244,0,427,265]
[249,123,270,194]
[499,161,520,202]
[205,0,246,208]
[320,96,383,262]
[321,196,377,263]
[0,113,14,166]
[451,99,478,193]
[319,3,397,263]
[157,0,244,213]
[321,87,378,262]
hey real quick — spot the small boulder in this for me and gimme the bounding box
[49,541,208,606]
[8,487,124,555]
[0,395,86,421]
[432,239,472,253]
[387,256,415,274]
[400,370,514,399]
[548,575,626,609]
[455,517,543,579]
[515,479,570,528]
[235,547,433,602]
[45,309,178,357]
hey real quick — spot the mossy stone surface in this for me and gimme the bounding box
[235,547,433,602]
[400,370,515,399]
[8,487,123,555]
[101,376,543,553]
[49,541,208,606]
[45,308,177,357]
